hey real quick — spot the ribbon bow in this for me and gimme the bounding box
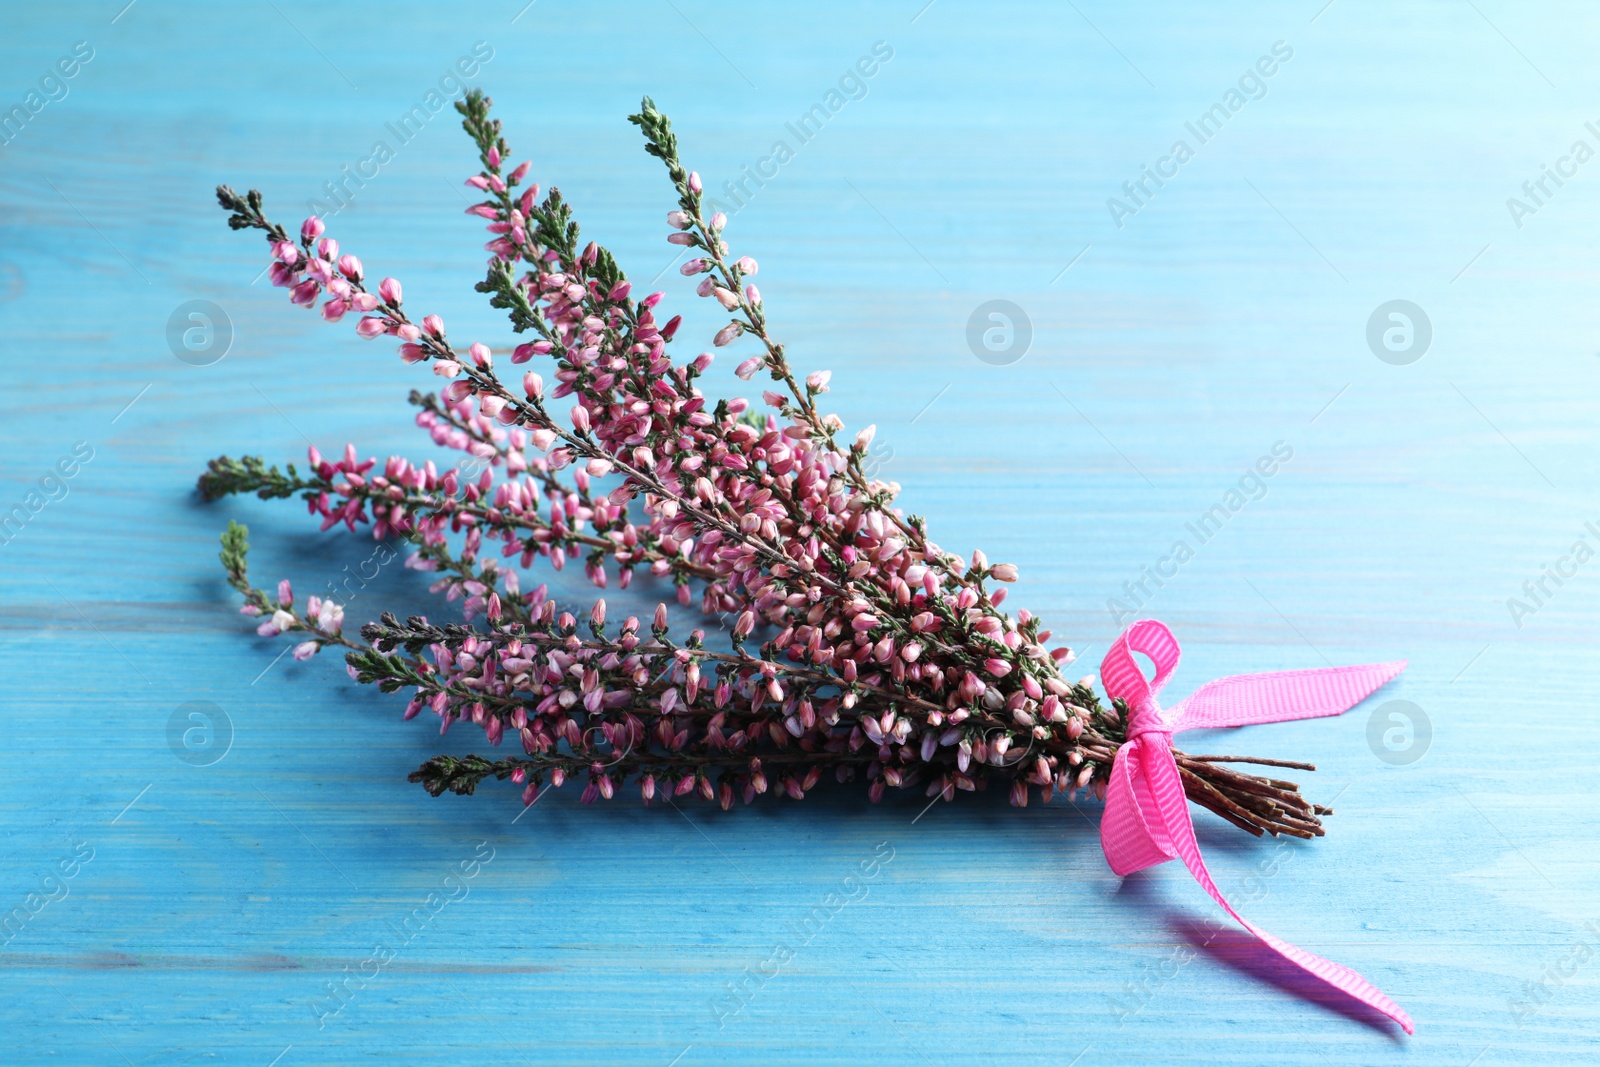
[1098,619,1412,1033]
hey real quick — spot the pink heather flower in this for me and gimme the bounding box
[277,579,294,606]
[290,280,320,306]
[688,171,702,193]
[667,232,695,246]
[204,94,1325,858]
[301,216,325,240]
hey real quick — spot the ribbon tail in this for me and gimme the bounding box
[1137,744,1415,1034]
[1167,660,1406,732]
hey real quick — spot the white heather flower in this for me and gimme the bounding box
[315,600,345,634]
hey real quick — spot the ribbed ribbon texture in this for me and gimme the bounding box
[1098,619,1413,1033]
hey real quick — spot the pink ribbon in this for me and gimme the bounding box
[1097,619,1413,1033]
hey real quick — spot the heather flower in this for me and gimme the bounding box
[201,93,1330,842]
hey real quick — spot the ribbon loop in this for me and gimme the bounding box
[1095,620,1414,1034]
[1099,618,1183,734]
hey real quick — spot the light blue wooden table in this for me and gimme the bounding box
[4,1,1597,1063]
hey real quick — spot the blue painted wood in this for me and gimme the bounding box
[3,1,1598,1062]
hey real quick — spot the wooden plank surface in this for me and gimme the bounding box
[2,1,1597,1063]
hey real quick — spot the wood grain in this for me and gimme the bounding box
[2,1,1597,1063]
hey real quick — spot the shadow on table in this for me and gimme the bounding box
[1116,875,1411,1039]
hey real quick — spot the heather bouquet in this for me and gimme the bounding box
[200,91,1332,838]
